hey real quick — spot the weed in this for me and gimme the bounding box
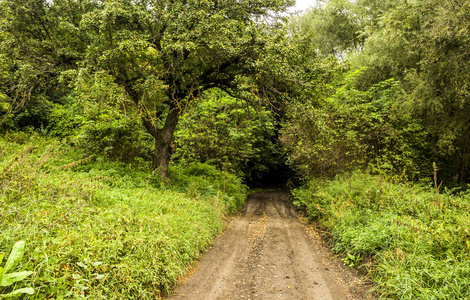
[0,134,247,298]
[293,170,470,299]
[0,241,34,297]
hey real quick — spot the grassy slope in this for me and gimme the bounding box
[292,171,470,299]
[0,133,247,299]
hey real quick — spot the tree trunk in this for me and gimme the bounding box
[152,105,180,179]
[125,84,182,179]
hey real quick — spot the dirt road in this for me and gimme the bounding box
[169,191,371,300]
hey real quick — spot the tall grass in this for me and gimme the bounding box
[292,171,470,299]
[0,132,247,298]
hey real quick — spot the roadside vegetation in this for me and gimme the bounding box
[1,133,246,298]
[292,172,470,298]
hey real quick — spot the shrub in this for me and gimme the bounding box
[280,72,431,180]
[173,89,279,182]
[169,162,247,213]
[78,116,154,163]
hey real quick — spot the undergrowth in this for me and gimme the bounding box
[0,132,247,298]
[292,171,470,299]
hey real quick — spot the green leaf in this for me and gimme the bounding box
[95,274,105,280]
[3,241,25,274]
[0,271,34,287]
[92,261,103,267]
[1,287,34,298]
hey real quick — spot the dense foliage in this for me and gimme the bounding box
[281,72,431,180]
[0,133,246,298]
[284,0,470,183]
[174,89,279,183]
[292,172,470,298]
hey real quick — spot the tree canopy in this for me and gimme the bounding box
[281,0,470,183]
[1,0,296,177]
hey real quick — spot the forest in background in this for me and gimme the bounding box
[1,0,469,298]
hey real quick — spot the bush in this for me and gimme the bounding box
[169,162,247,213]
[46,98,85,140]
[78,116,154,164]
[280,72,431,180]
[173,89,279,182]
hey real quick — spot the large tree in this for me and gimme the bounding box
[1,0,295,177]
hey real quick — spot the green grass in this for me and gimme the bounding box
[292,171,470,299]
[0,132,247,298]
